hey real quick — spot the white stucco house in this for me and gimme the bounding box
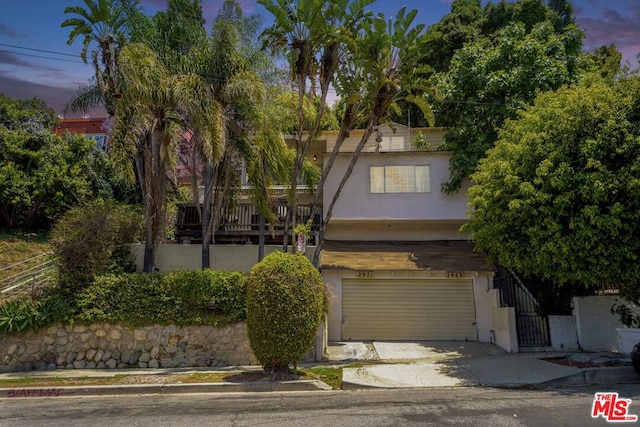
[318,124,517,351]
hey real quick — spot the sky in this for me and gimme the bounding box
[0,0,639,117]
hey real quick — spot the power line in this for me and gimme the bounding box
[0,43,80,58]
[0,50,84,64]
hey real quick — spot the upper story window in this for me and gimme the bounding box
[370,165,430,193]
[377,136,404,151]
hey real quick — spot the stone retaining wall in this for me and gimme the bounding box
[0,322,258,373]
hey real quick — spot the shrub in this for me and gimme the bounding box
[75,269,248,326]
[246,251,325,373]
[165,270,247,322]
[0,289,72,334]
[50,200,143,294]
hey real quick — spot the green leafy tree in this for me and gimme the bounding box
[464,77,640,292]
[0,95,110,228]
[422,0,584,193]
[434,19,584,193]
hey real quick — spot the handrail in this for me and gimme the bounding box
[0,252,52,274]
[0,252,56,300]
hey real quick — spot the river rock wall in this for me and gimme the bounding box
[0,322,258,373]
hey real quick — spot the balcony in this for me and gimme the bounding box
[175,202,322,244]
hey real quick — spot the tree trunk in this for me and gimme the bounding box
[201,161,216,269]
[258,213,266,261]
[143,121,169,272]
[312,122,376,267]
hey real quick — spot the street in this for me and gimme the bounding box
[1,384,640,426]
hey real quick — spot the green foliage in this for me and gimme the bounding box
[50,200,143,294]
[428,0,585,193]
[246,251,324,373]
[0,290,72,334]
[465,77,640,289]
[0,95,115,229]
[74,269,248,326]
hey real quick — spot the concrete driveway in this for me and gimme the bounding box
[327,341,599,388]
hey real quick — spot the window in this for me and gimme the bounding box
[378,136,404,151]
[370,165,430,193]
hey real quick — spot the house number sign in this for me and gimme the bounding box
[357,271,373,278]
[446,272,464,278]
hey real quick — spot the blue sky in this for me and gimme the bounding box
[0,0,638,116]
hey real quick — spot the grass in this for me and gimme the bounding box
[0,231,51,281]
[0,367,350,389]
[300,366,344,389]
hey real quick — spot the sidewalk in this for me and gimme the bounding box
[0,341,638,396]
[332,341,639,389]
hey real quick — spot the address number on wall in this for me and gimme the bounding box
[357,271,373,278]
[446,272,465,278]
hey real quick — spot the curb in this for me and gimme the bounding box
[0,380,332,398]
[541,367,640,387]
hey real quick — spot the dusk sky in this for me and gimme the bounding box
[1,0,639,117]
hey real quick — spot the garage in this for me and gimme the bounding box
[342,278,477,341]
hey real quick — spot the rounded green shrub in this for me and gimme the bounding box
[246,251,324,373]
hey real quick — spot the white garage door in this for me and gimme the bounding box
[342,279,477,341]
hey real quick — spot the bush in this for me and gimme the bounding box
[0,289,72,334]
[74,269,248,326]
[50,200,143,294]
[246,251,325,373]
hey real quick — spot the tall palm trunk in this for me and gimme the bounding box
[312,121,377,267]
[143,120,170,272]
[201,161,216,269]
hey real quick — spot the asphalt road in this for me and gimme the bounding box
[1,384,640,426]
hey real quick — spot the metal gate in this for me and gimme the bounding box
[493,272,550,347]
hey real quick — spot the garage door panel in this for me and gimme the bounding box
[342,279,476,341]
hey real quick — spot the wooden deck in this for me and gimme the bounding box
[175,202,322,244]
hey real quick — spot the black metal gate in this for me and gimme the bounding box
[494,273,550,347]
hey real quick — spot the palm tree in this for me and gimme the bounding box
[62,0,130,116]
[259,0,374,251]
[311,8,436,265]
[111,42,224,272]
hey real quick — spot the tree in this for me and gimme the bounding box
[464,77,640,290]
[309,7,435,265]
[62,0,129,116]
[246,251,325,376]
[434,18,584,193]
[111,41,224,272]
[259,0,374,251]
[0,94,111,228]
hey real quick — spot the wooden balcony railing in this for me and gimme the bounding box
[175,202,322,244]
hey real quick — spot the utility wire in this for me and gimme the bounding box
[0,50,84,64]
[0,43,80,58]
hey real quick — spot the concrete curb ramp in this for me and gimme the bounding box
[0,380,332,397]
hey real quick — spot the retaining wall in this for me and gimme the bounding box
[0,322,258,373]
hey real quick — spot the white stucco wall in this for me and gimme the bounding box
[572,296,640,351]
[492,306,518,353]
[548,315,579,351]
[131,243,315,273]
[323,152,470,223]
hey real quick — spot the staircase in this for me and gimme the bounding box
[0,252,56,301]
[493,268,551,349]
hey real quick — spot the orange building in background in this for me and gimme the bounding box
[55,117,109,151]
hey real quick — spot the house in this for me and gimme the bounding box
[135,122,517,352]
[55,117,109,151]
[318,124,514,349]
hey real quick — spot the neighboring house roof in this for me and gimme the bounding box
[320,240,495,272]
[55,117,108,135]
